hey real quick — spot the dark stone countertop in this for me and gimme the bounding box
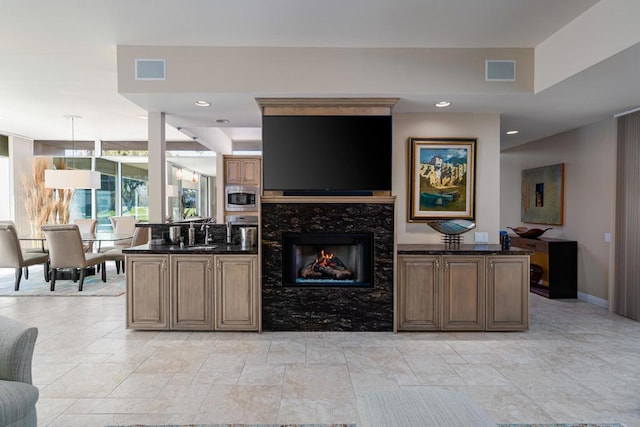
[123,243,258,255]
[397,243,533,255]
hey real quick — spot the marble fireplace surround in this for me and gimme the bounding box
[261,196,395,331]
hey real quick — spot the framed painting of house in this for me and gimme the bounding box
[521,163,564,225]
[407,137,476,221]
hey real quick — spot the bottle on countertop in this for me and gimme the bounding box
[188,222,196,246]
[501,234,510,250]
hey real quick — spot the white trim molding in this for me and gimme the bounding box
[578,291,609,309]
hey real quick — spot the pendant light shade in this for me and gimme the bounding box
[45,169,101,189]
[44,115,101,189]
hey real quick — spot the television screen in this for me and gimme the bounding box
[262,115,392,193]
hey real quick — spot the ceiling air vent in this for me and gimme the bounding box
[485,60,515,82]
[135,59,166,80]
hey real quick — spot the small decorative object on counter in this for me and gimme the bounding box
[501,234,510,250]
[499,230,507,247]
[426,219,476,246]
[507,226,552,239]
[188,223,196,246]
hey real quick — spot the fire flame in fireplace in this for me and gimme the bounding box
[313,249,336,269]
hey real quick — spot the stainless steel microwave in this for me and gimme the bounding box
[225,186,259,211]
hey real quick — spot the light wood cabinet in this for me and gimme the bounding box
[397,253,527,332]
[224,156,261,186]
[126,253,259,332]
[397,255,440,330]
[441,256,485,331]
[215,255,259,331]
[170,255,214,330]
[126,255,169,330]
[486,255,529,331]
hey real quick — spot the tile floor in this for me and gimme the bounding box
[1,283,639,426]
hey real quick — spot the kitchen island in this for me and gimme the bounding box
[123,243,259,331]
[396,244,532,332]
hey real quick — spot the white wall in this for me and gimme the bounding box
[500,118,616,302]
[393,113,501,244]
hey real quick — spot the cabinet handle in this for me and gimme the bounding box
[435,259,439,271]
[489,261,494,272]
[444,261,449,271]
[216,259,221,271]
[162,259,167,272]
[207,259,212,272]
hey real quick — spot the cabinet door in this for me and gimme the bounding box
[241,158,261,186]
[486,255,529,331]
[215,255,259,331]
[397,255,440,331]
[441,255,485,331]
[126,255,169,330]
[170,255,214,330]
[225,158,243,184]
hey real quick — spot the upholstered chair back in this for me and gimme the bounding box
[131,226,150,247]
[73,218,98,234]
[41,224,87,269]
[0,223,24,268]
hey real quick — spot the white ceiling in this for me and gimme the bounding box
[1,0,639,175]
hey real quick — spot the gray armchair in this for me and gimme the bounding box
[0,223,50,291]
[41,224,107,291]
[0,315,39,427]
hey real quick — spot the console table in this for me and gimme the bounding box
[510,236,577,299]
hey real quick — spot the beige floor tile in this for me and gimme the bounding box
[267,340,307,364]
[108,373,174,398]
[1,291,638,425]
[283,364,354,400]
[195,385,281,423]
[277,398,334,424]
[142,383,212,414]
[238,361,285,385]
[39,362,138,398]
[35,398,77,427]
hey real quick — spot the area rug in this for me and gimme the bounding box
[0,264,125,296]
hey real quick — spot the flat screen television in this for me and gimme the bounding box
[262,115,392,194]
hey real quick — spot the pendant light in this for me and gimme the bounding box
[44,116,101,189]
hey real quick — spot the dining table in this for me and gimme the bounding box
[19,231,134,252]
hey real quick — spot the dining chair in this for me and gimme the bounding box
[0,222,50,290]
[103,226,149,274]
[41,224,107,291]
[99,217,139,253]
[73,218,98,252]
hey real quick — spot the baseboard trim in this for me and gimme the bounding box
[578,291,609,309]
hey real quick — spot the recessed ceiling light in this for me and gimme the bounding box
[506,130,519,135]
[216,119,230,124]
[195,100,211,107]
[435,101,451,108]
[137,115,148,119]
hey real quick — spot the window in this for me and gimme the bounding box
[96,158,117,231]
[121,163,148,221]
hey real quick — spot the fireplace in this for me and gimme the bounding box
[283,232,373,287]
[261,201,394,331]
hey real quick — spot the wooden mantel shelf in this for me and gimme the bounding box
[261,195,396,204]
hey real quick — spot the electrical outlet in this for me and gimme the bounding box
[605,232,612,243]
[474,232,489,243]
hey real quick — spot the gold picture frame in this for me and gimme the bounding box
[407,137,477,221]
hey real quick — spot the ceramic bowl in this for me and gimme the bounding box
[507,226,552,239]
